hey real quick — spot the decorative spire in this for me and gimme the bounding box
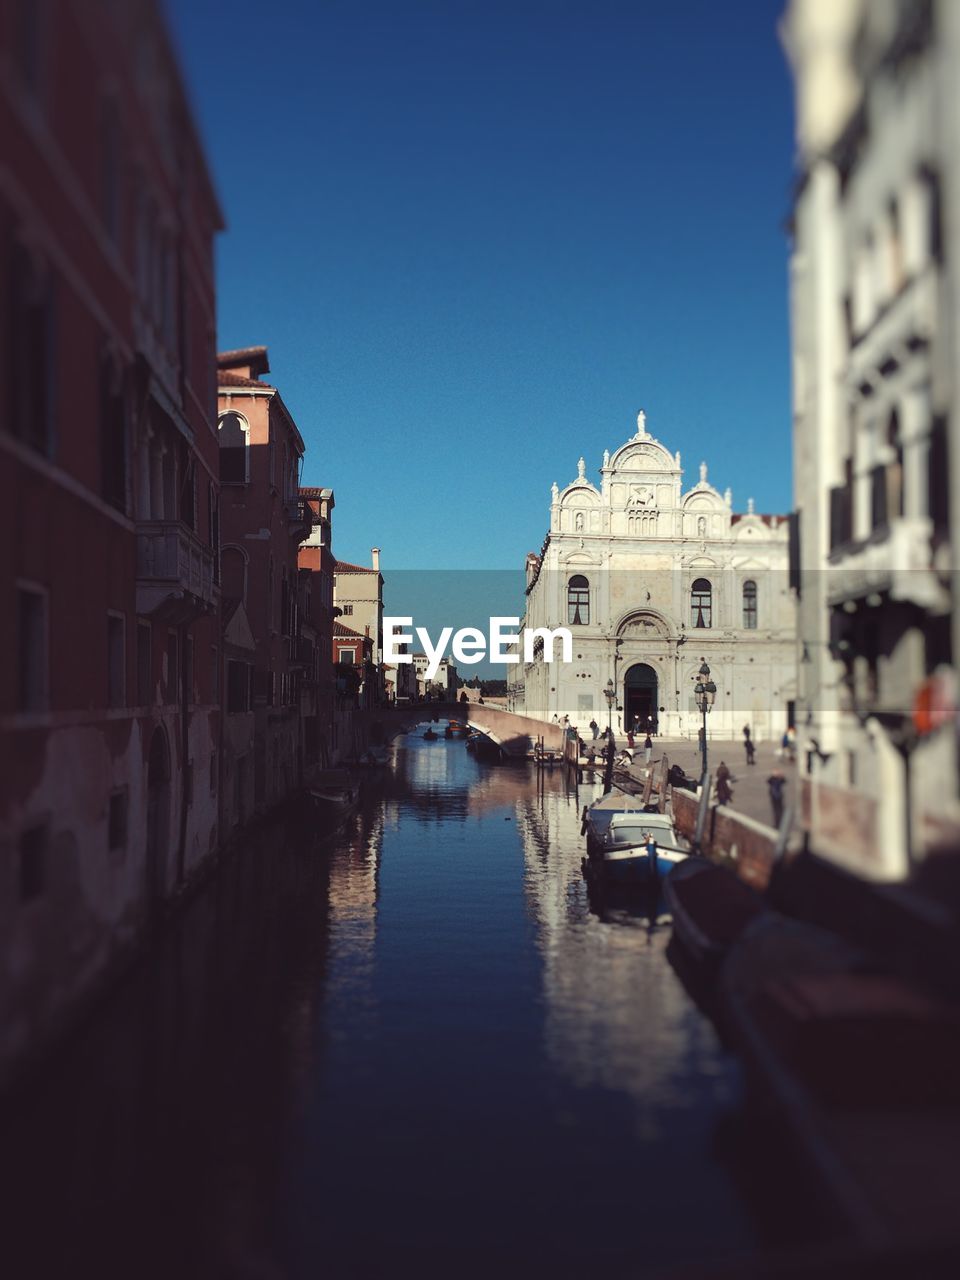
[699,460,708,484]
[724,487,732,508]
[747,496,755,515]
[636,409,647,439]
[602,448,610,467]
[551,481,559,503]
[577,456,586,481]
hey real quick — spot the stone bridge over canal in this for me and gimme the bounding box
[355,702,564,759]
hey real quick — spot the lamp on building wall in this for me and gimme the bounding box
[693,658,717,773]
[604,677,616,733]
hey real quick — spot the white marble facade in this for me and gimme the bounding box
[515,413,797,741]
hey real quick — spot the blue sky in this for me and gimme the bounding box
[165,0,795,572]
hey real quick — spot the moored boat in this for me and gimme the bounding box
[584,810,688,885]
[581,791,660,855]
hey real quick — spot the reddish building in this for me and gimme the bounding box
[0,1,224,1082]
[217,346,312,820]
[333,621,373,668]
[298,487,336,769]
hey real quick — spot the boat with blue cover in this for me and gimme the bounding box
[583,798,688,885]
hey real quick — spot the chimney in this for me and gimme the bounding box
[371,547,381,572]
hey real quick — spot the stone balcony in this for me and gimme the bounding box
[826,516,948,612]
[136,520,218,623]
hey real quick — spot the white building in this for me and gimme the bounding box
[783,0,960,880]
[411,654,457,699]
[516,412,796,741]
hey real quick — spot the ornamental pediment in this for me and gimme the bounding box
[615,609,672,640]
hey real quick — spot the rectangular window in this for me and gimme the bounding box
[137,621,152,705]
[108,788,128,851]
[338,648,355,664]
[208,484,220,585]
[100,360,127,512]
[928,416,949,536]
[341,604,353,616]
[166,632,178,703]
[870,464,888,531]
[107,614,125,708]
[577,694,594,714]
[829,463,853,550]
[183,634,194,706]
[19,823,47,901]
[227,660,250,713]
[17,585,48,711]
[10,246,55,456]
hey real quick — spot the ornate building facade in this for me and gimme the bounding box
[783,0,960,880]
[514,413,796,741]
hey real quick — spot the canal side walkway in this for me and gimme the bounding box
[621,736,799,831]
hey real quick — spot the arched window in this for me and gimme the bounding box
[691,578,712,629]
[742,580,757,629]
[218,411,248,483]
[567,575,590,626]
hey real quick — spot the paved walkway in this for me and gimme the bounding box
[624,736,799,830]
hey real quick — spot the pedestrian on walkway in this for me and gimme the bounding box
[643,733,653,764]
[744,736,756,766]
[589,718,599,740]
[716,760,733,806]
[767,769,786,827]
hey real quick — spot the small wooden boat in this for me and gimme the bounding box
[583,809,688,885]
[307,781,359,832]
[581,791,660,855]
[423,728,439,740]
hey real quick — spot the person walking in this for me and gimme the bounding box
[589,718,599,740]
[643,733,653,765]
[745,736,756,766]
[716,760,733,806]
[767,769,786,827]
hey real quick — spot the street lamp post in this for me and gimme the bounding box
[603,677,616,795]
[693,658,717,775]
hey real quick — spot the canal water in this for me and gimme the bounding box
[0,731,824,1278]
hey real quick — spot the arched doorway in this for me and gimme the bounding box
[146,726,170,911]
[624,663,658,733]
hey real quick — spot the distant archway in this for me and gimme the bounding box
[623,663,658,733]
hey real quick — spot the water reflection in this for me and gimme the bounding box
[515,782,737,1141]
[0,733,822,1279]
